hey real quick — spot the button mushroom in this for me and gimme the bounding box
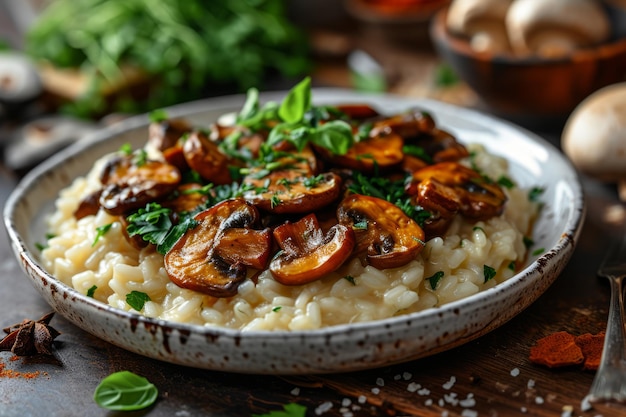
[99,154,182,215]
[164,199,272,297]
[269,213,355,285]
[561,82,626,201]
[446,0,514,54]
[182,130,234,185]
[505,0,611,57]
[337,194,425,269]
[325,129,404,173]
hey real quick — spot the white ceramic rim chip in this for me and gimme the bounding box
[3,89,585,374]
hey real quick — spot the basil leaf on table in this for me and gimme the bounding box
[93,370,158,411]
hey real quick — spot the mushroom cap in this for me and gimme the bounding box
[446,0,513,35]
[561,82,626,181]
[506,0,611,57]
[446,0,513,53]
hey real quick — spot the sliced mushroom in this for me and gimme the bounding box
[182,131,233,185]
[244,172,342,214]
[326,130,404,173]
[214,227,273,270]
[162,183,209,217]
[337,194,425,269]
[335,104,380,120]
[371,109,437,140]
[164,199,271,297]
[269,213,355,285]
[407,162,507,221]
[148,118,191,152]
[99,155,181,215]
[74,189,103,219]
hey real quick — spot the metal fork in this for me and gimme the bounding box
[586,231,626,403]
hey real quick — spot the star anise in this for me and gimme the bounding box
[0,312,60,356]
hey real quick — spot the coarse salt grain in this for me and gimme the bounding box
[407,382,421,392]
[425,399,433,406]
[443,376,456,390]
[394,374,401,380]
[357,395,367,404]
[520,406,527,413]
[371,387,380,395]
[418,388,431,396]
[459,397,476,408]
[376,377,385,387]
[444,393,459,406]
[561,405,574,417]
[342,398,351,407]
[510,367,520,377]
[461,410,478,417]
[315,401,333,415]
[290,387,300,396]
[403,372,412,380]
[535,396,544,404]
[527,379,535,389]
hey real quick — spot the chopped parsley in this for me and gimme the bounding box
[508,261,516,272]
[528,186,545,202]
[87,285,97,298]
[427,271,444,290]
[483,265,496,283]
[497,175,515,189]
[532,248,545,256]
[402,145,433,164]
[92,223,113,247]
[126,291,151,311]
[344,275,356,285]
[126,203,198,255]
[523,236,534,249]
[272,306,282,312]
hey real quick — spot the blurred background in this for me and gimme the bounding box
[0,0,624,176]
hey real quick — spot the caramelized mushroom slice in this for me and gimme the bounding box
[270,213,355,285]
[74,189,103,219]
[148,118,192,151]
[244,172,342,214]
[99,155,181,215]
[337,194,425,269]
[407,162,507,221]
[164,199,270,297]
[324,131,404,173]
[371,109,436,139]
[214,227,273,270]
[405,128,470,165]
[183,131,233,185]
[335,104,380,120]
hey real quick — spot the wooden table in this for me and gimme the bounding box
[1,137,626,417]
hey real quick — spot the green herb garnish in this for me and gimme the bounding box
[344,275,356,285]
[497,175,515,189]
[126,291,151,311]
[87,285,97,298]
[427,271,444,290]
[508,261,516,272]
[483,265,496,283]
[272,306,282,312]
[92,223,113,247]
[532,248,545,256]
[528,187,545,202]
[149,109,168,123]
[93,370,158,411]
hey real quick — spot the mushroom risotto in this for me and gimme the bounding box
[41,79,540,331]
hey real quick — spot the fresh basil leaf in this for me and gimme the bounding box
[94,370,158,411]
[311,120,354,155]
[252,403,307,417]
[427,271,444,290]
[149,109,168,123]
[278,77,311,123]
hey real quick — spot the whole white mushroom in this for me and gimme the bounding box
[506,0,611,58]
[446,0,513,54]
[562,82,626,200]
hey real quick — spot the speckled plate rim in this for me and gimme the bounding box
[3,89,585,374]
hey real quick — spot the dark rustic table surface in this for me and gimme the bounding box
[1,132,626,417]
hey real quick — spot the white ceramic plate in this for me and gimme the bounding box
[4,89,585,374]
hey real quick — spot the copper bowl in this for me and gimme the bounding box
[430,7,626,123]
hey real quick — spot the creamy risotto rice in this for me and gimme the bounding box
[41,143,538,331]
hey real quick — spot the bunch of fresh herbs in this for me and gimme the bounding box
[25,0,310,118]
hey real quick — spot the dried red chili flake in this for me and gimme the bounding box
[529,331,584,368]
[575,332,605,371]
